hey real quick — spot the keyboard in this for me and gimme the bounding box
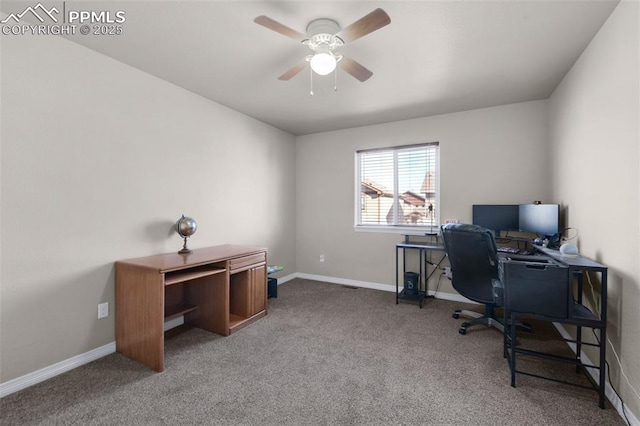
[497,246,532,255]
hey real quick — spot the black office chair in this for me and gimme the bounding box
[441,223,505,335]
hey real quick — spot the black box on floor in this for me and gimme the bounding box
[498,256,569,319]
[403,271,419,296]
[268,277,277,298]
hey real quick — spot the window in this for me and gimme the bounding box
[355,142,439,232]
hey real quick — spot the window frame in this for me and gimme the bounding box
[354,142,440,234]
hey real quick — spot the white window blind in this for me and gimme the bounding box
[356,142,439,231]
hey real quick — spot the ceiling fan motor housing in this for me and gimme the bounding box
[305,18,344,50]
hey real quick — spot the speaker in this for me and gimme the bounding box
[404,272,419,296]
[267,277,278,298]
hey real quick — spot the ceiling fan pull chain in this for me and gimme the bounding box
[309,66,314,96]
[334,67,338,92]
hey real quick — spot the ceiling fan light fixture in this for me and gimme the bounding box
[310,51,336,75]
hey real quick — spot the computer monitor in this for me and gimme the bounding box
[472,205,519,235]
[518,204,560,236]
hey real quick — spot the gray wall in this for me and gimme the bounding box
[295,100,551,288]
[549,0,639,417]
[1,33,297,382]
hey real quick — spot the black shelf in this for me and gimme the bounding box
[512,303,602,328]
[398,290,426,300]
[398,290,427,308]
[570,302,598,320]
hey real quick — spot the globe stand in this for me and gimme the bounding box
[175,215,197,255]
[178,237,192,254]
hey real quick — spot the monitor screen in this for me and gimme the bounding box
[472,205,519,235]
[518,204,560,236]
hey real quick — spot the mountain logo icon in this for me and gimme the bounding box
[1,3,60,24]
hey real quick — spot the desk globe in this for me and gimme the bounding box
[175,215,197,254]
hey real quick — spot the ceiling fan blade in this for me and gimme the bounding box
[254,15,307,42]
[339,56,373,82]
[278,59,308,81]
[335,8,391,43]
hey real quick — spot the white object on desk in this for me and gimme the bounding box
[559,243,578,257]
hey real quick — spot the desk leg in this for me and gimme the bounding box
[574,271,583,373]
[419,249,424,309]
[503,309,508,359]
[395,247,399,304]
[599,272,608,409]
[599,326,606,409]
[116,265,164,372]
[509,312,517,387]
[402,247,406,284]
[576,325,583,373]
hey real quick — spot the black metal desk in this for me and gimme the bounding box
[503,247,608,408]
[395,235,446,308]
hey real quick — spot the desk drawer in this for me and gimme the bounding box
[499,256,569,319]
[229,252,266,271]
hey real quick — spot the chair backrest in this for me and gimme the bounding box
[441,223,499,304]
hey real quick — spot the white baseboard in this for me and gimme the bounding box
[1,316,186,399]
[295,272,400,293]
[553,323,639,426]
[293,272,475,304]
[274,272,297,284]
[0,342,116,398]
[265,271,473,305]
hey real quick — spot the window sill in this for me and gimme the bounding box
[354,225,441,235]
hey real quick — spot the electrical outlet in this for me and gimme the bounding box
[445,219,459,224]
[444,267,453,280]
[98,302,109,319]
[319,254,325,263]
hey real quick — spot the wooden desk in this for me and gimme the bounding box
[116,244,267,371]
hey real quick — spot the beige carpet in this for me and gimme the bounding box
[0,278,624,425]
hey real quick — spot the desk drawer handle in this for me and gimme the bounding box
[526,264,547,270]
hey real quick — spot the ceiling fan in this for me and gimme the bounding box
[254,8,391,83]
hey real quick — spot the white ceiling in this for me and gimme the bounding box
[3,1,620,135]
